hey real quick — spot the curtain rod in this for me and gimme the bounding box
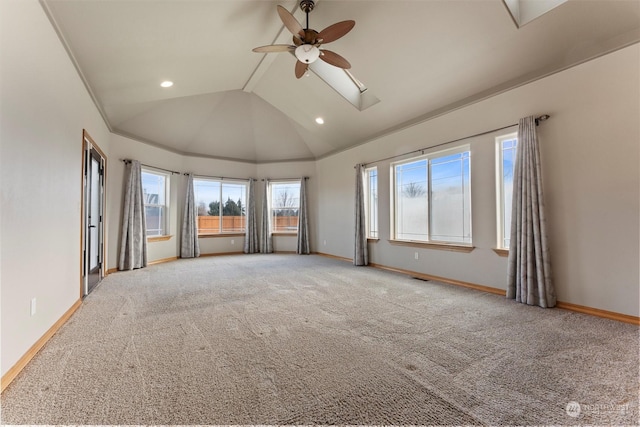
[121,159,181,175]
[358,114,550,168]
[261,177,309,181]
[185,173,255,181]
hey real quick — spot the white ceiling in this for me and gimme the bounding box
[42,0,640,163]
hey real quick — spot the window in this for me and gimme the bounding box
[365,167,378,239]
[392,146,471,245]
[193,178,247,235]
[270,181,301,233]
[141,169,169,236]
[497,133,518,249]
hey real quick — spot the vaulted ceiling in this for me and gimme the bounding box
[42,0,640,163]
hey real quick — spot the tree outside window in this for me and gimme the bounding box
[193,179,247,235]
[270,182,300,233]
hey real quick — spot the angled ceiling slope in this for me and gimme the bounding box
[41,0,640,163]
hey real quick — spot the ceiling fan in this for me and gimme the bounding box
[252,0,355,79]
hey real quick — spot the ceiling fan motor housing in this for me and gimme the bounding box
[253,1,354,78]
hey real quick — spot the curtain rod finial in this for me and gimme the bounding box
[535,114,550,126]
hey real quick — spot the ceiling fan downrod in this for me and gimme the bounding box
[300,0,315,30]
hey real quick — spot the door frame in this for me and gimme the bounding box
[80,129,107,298]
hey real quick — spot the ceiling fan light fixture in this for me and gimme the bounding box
[295,44,320,64]
[253,3,355,79]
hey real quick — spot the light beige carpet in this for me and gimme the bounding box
[1,254,638,425]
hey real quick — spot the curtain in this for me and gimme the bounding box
[180,173,200,258]
[354,164,368,266]
[260,179,273,253]
[244,178,259,254]
[507,116,556,308]
[297,178,310,254]
[118,160,147,270]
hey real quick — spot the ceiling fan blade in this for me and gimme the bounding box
[295,61,308,79]
[319,49,351,69]
[317,20,355,44]
[252,44,295,53]
[277,5,304,40]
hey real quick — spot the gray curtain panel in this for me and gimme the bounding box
[180,174,200,258]
[507,116,556,308]
[260,179,273,253]
[354,164,368,266]
[118,160,147,270]
[244,178,259,254]
[297,178,310,254]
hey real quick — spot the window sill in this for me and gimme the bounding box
[367,238,380,243]
[388,239,475,253]
[493,248,509,257]
[148,235,173,242]
[272,232,298,236]
[198,233,245,239]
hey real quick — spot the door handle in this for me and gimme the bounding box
[89,225,96,228]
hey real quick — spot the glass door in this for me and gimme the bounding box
[83,136,105,296]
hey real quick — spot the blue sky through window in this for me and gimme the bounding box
[501,137,517,248]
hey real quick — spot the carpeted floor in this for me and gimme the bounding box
[1,254,638,425]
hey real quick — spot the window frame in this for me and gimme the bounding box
[496,132,518,251]
[269,180,301,235]
[193,177,248,236]
[364,166,379,239]
[390,145,472,247]
[141,168,170,238]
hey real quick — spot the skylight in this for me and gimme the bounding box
[503,0,569,28]
[307,58,379,111]
[243,2,379,112]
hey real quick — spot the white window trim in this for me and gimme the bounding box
[390,144,472,246]
[269,180,301,235]
[496,132,518,250]
[141,168,170,238]
[364,166,378,239]
[194,177,248,236]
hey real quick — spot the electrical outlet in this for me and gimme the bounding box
[414,252,419,260]
[230,239,235,245]
[30,298,36,316]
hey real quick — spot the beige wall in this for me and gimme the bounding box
[316,44,640,316]
[1,0,111,377]
[107,134,185,268]
[257,161,317,252]
[107,136,317,265]
[1,0,637,381]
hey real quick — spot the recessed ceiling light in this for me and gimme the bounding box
[315,117,324,125]
[160,81,173,88]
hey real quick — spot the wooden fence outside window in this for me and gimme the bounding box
[197,215,299,234]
